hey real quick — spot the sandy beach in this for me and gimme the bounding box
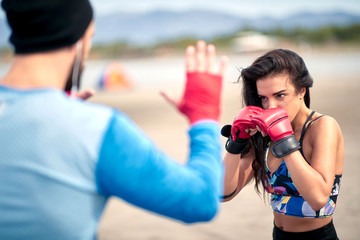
[82,50,360,240]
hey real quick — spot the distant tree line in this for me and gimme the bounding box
[154,23,360,53]
[1,24,359,59]
[263,24,360,44]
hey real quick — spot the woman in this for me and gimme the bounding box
[221,49,344,240]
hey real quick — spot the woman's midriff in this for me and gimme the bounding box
[273,212,332,232]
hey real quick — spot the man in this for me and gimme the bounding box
[0,0,228,239]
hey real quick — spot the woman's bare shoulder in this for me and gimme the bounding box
[308,113,343,141]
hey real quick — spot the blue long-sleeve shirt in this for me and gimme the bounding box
[0,86,223,240]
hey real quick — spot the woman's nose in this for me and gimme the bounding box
[268,100,278,109]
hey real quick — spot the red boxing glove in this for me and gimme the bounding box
[232,106,264,140]
[178,72,222,124]
[252,107,300,158]
[221,106,263,154]
[251,108,293,141]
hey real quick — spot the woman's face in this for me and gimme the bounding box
[256,74,305,121]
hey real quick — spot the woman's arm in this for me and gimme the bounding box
[220,106,264,201]
[221,151,254,202]
[284,116,343,210]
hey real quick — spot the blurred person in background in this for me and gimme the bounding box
[0,0,228,239]
[220,49,343,240]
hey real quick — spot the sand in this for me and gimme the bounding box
[87,51,360,240]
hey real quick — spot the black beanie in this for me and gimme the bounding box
[1,0,93,54]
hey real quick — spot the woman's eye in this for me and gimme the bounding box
[259,96,267,102]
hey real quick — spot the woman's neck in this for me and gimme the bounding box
[291,105,312,134]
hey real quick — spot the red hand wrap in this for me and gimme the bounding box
[178,72,222,124]
[251,107,294,142]
[232,106,263,139]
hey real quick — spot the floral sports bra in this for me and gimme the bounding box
[263,111,342,218]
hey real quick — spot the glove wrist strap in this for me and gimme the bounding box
[271,135,300,158]
[225,136,249,155]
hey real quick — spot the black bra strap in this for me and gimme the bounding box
[299,111,325,162]
[299,111,315,147]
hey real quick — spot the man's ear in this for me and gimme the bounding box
[81,21,95,61]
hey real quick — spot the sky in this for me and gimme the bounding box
[0,1,359,19]
[90,0,360,18]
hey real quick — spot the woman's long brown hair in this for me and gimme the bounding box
[239,49,314,194]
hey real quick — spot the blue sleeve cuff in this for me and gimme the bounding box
[190,119,219,127]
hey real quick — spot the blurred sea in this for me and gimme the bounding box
[1,51,359,92]
[84,51,360,91]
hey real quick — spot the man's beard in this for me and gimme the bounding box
[64,59,84,93]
